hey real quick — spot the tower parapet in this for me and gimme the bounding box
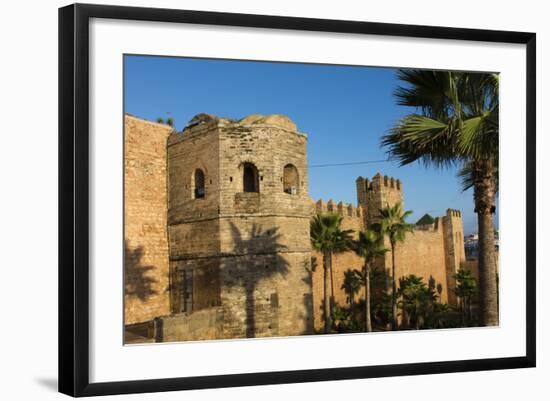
[442,208,466,306]
[446,208,462,217]
[356,172,404,227]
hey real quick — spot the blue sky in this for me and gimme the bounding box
[124,55,499,235]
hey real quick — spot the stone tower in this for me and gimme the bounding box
[356,172,403,226]
[442,209,467,305]
[167,114,313,339]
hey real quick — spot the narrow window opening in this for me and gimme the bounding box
[194,169,205,199]
[283,164,299,195]
[243,162,259,193]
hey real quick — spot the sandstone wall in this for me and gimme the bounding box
[166,115,314,339]
[124,115,173,325]
[167,122,221,225]
[311,200,366,331]
[125,112,468,340]
[392,222,450,303]
[443,209,466,305]
[358,173,403,226]
[154,308,224,342]
[310,196,466,331]
[219,252,312,339]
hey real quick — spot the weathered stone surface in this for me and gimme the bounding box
[124,113,467,340]
[166,114,313,339]
[124,115,173,325]
[239,114,298,132]
[154,308,224,342]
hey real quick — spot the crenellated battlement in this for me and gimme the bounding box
[125,112,471,339]
[314,199,364,219]
[372,172,402,191]
[356,172,404,226]
[446,208,462,217]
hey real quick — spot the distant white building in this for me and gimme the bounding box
[464,230,499,260]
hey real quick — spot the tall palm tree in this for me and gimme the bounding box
[311,213,354,333]
[453,268,478,326]
[353,230,388,332]
[379,202,415,330]
[382,70,499,326]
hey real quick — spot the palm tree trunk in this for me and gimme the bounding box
[473,160,498,326]
[323,251,332,333]
[365,260,372,332]
[391,241,397,330]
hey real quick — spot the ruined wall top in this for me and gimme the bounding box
[169,113,305,146]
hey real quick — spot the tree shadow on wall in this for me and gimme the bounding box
[125,240,158,302]
[301,257,315,335]
[229,223,290,338]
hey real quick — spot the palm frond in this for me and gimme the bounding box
[310,213,354,253]
[384,69,499,168]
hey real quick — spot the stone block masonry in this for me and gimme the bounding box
[166,114,313,339]
[124,113,467,341]
[311,199,366,330]
[124,115,173,325]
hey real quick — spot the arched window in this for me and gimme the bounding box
[283,164,299,194]
[242,162,259,193]
[194,169,205,199]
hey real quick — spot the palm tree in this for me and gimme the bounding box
[379,202,415,330]
[353,230,388,332]
[311,213,354,333]
[453,268,478,326]
[382,70,499,326]
[398,275,437,329]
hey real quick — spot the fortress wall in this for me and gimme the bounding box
[167,125,220,225]
[217,123,311,217]
[124,115,173,325]
[311,199,366,331]
[169,257,221,314]
[217,213,312,338]
[213,119,314,338]
[443,209,466,305]
[219,216,311,255]
[311,250,366,331]
[168,219,220,259]
[124,111,468,339]
[154,308,224,343]
[359,173,404,225]
[219,251,313,339]
[163,117,314,340]
[391,222,450,303]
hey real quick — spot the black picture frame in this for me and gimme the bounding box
[59,3,536,397]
